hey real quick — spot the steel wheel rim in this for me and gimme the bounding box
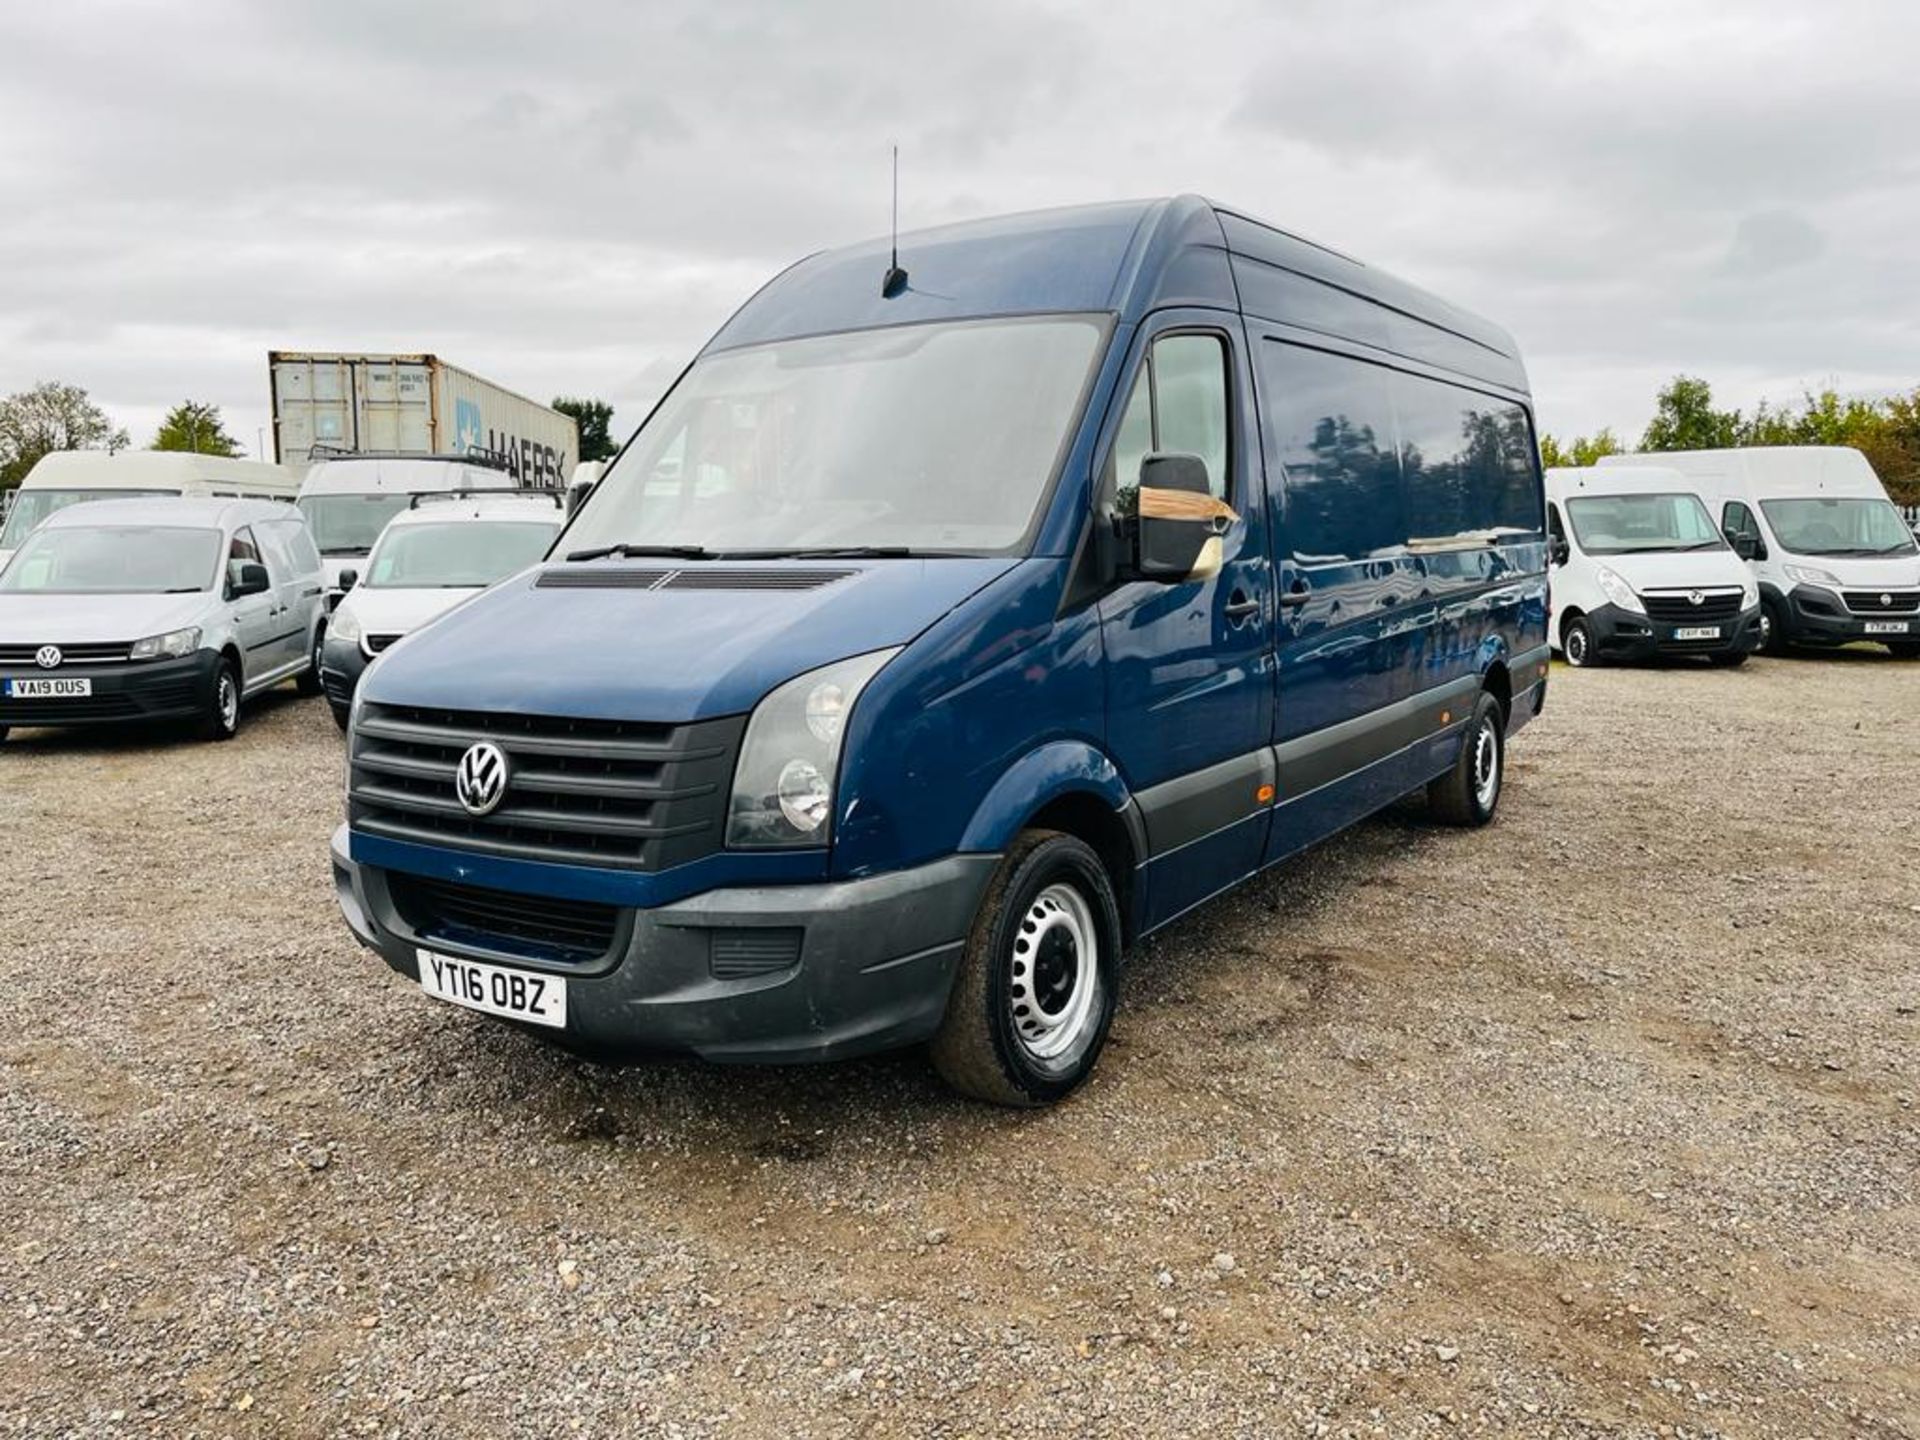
[1472,720,1500,809]
[218,673,238,730]
[1758,610,1772,647]
[1009,882,1101,1063]
[1566,626,1588,665]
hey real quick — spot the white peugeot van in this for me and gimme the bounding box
[319,491,563,727]
[294,451,527,608]
[0,498,326,743]
[0,451,298,571]
[1600,447,1920,657]
[1545,466,1761,667]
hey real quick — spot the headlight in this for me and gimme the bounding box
[1594,567,1645,615]
[129,626,202,661]
[727,648,899,849]
[1784,564,1839,587]
[329,606,363,643]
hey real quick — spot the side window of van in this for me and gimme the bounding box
[1106,333,1231,509]
[1261,342,1404,561]
[1393,372,1543,544]
[228,528,261,565]
[1546,503,1566,542]
[1723,501,1758,542]
[261,518,319,576]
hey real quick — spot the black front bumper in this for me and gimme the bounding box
[1778,585,1919,648]
[331,826,1000,1065]
[0,650,219,730]
[1584,602,1763,661]
[319,636,370,711]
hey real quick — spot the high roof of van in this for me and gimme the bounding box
[1599,447,1886,499]
[297,455,525,497]
[385,492,566,528]
[21,450,294,490]
[40,496,294,530]
[707,195,1528,396]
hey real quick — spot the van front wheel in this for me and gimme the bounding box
[1562,616,1596,667]
[1428,691,1504,827]
[199,658,242,742]
[930,830,1121,1107]
[296,630,325,696]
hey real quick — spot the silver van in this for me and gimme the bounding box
[0,497,327,743]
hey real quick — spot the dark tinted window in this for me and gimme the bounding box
[1261,342,1403,561]
[1393,372,1543,544]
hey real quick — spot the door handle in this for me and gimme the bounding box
[1278,589,1311,609]
[1224,593,1260,622]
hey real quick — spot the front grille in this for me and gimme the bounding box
[0,694,141,722]
[362,634,401,655]
[1642,590,1744,624]
[387,871,619,964]
[0,642,133,666]
[349,702,745,871]
[1842,590,1920,615]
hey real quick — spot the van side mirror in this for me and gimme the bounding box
[1134,453,1230,582]
[1549,536,1570,567]
[338,568,359,592]
[566,478,598,518]
[1729,532,1758,561]
[229,561,271,598]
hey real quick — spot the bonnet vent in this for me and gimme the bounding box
[536,567,856,593]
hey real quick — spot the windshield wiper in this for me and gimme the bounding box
[723,546,927,560]
[564,543,719,562]
[1672,540,1726,551]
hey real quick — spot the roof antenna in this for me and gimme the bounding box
[881,144,909,298]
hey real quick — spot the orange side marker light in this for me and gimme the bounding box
[1255,784,1276,804]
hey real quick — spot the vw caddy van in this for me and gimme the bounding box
[331,197,1550,1105]
[0,497,326,742]
[1600,447,1920,656]
[1544,465,1760,666]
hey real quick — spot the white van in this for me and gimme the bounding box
[1600,447,1920,657]
[0,497,326,743]
[1545,465,1761,667]
[318,491,563,726]
[294,451,526,606]
[0,451,297,571]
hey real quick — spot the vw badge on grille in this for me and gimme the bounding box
[1687,591,1705,606]
[34,645,62,669]
[455,742,510,816]
[1882,593,1893,608]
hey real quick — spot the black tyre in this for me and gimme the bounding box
[296,629,325,697]
[1887,641,1920,660]
[1562,615,1596,668]
[1427,690,1504,827]
[199,657,242,742]
[0,726,9,744]
[929,830,1122,1107]
[1760,598,1789,655]
[329,699,352,732]
[1708,650,1749,668]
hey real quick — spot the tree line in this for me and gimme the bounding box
[1541,376,1920,505]
[0,382,623,491]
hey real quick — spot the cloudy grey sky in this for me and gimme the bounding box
[1,0,1915,457]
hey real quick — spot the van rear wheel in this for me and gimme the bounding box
[1428,691,1504,827]
[929,830,1121,1107]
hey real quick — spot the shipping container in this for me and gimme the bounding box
[268,353,579,488]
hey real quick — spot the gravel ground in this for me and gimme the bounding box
[1,652,1917,1439]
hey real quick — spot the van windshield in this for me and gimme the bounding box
[366,521,560,589]
[0,525,223,594]
[0,489,176,550]
[1565,493,1726,555]
[565,315,1107,557]
[1758,498,1918,557]
[298,493,418,556]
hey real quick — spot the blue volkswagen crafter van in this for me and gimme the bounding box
[331,197,1549,1105]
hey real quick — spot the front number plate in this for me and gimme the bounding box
[1672,626,1721,641]
[417,948,567,1028]
[1864,620,1910,635]
[4,677,92,698]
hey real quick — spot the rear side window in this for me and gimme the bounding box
[1393,371,1543,544]
[1261,342,1404,561]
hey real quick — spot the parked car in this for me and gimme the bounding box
[320,491,565,727]
[1544,465,1761,667]
[0,451,298,572]
[329,195,1550,1105]
[1600,447,1920,657]
[295,451,529,608]
[0,498,326,742]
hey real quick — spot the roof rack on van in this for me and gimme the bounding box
[305,444,515,474]
[409,488,564,510]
